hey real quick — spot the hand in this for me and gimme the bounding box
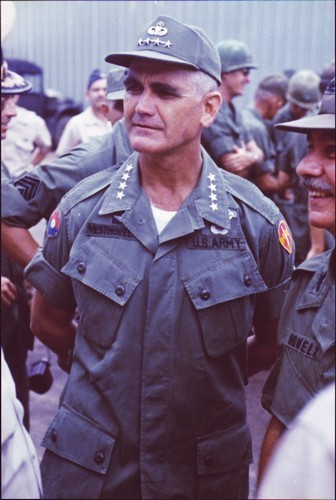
[221,146,252,176]
[1,276,18,308]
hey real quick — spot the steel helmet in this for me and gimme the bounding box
[287,69,322,110]
[216,39,257,73]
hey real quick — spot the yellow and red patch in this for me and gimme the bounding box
[278,220,292,254]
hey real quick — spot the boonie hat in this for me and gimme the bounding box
[87,69,106,90]
[258,74,288,100]
[217,39,257,73]
[106,67,128,101]
[275,77,335,133]
[286,69,321,110]
[105,15,221,85]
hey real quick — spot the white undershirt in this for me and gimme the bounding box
[151,205,177,234]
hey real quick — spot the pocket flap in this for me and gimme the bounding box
[197,422,252,475]
[62,238,142,306]
[42,405,116,474]
[182,253,267,311]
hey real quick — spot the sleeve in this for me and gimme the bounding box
[1,134,115,228]
[254,214,295,321]
[24,205,76,310]
[202,115,237,162]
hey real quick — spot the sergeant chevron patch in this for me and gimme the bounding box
[13,174,40,201]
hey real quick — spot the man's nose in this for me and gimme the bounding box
[297,151,324,178]
[134,90,154,114]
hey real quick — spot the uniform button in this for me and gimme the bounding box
[94,451,105,465]
[244,275,252,286]
[77,262,86,273]
[137,217,145,225]
[204,454,214,466]
[115,285,125,296]
[50,429,57,443]
[200,287,211,300]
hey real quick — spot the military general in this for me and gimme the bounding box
[25,16,294,499]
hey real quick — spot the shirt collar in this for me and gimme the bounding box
[99,149,231,231]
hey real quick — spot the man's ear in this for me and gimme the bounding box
[201,91,222,128]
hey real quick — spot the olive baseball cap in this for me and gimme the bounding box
[275,77,335,133]
[105,15,221,85]
[106,67,128,101]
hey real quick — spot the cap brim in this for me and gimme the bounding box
[106,89,125,101]
[275,113,335,133]
[105,50,199,71]
[1,69,32,94]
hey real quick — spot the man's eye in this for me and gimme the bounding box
[326,145,336,158]
[125,84,142,94]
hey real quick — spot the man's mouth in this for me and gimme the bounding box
[309,189,332,198]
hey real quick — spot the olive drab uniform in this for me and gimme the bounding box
[1,118,132,228]
[241,105,277,185]
[262,248,335,427]
[201,102,252,166]
[25,150,294,499]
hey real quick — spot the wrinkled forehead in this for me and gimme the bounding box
[129,58,198,79]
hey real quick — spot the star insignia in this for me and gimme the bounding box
[164,40,172,48]
[137,38,143,46]
[144,37,150,45]
[125,164,134,172]
[209,193,217,201]
[122,173,130,181]
[116,191,125,200]
[210,202,218,211]
[209,183,216,191]
[153,38,161,46]
[119,181,127,190]
[208,173,216,181]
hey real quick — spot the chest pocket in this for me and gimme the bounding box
[182,252,267,358]
[62,238,143,347]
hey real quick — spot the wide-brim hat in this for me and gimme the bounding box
[1,65,32,94]
[275,77,335,133]
[105,15,222,85]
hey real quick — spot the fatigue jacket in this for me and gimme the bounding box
[25,150,294,499]
[262,248,335,427]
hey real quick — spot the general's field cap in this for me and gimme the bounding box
[106,67,128,101]
[1,47,32,94]
[105,15,221,85]
[275,77,335,133]
[87,69,106,90]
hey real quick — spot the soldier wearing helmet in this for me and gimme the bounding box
[202,39,264,178]
[272,69,332,266]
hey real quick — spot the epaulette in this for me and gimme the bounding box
[220,169,279,224]
[61,162,123,215]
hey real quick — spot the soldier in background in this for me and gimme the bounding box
[202,39,264,178]
[242,73,289,196]
[2,94,52,177]
[101,66,128,126]
[56,68,111,156]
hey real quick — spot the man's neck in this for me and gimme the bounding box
[139,147,203,211]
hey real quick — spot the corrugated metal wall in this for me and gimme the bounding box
[2,1,335,109]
